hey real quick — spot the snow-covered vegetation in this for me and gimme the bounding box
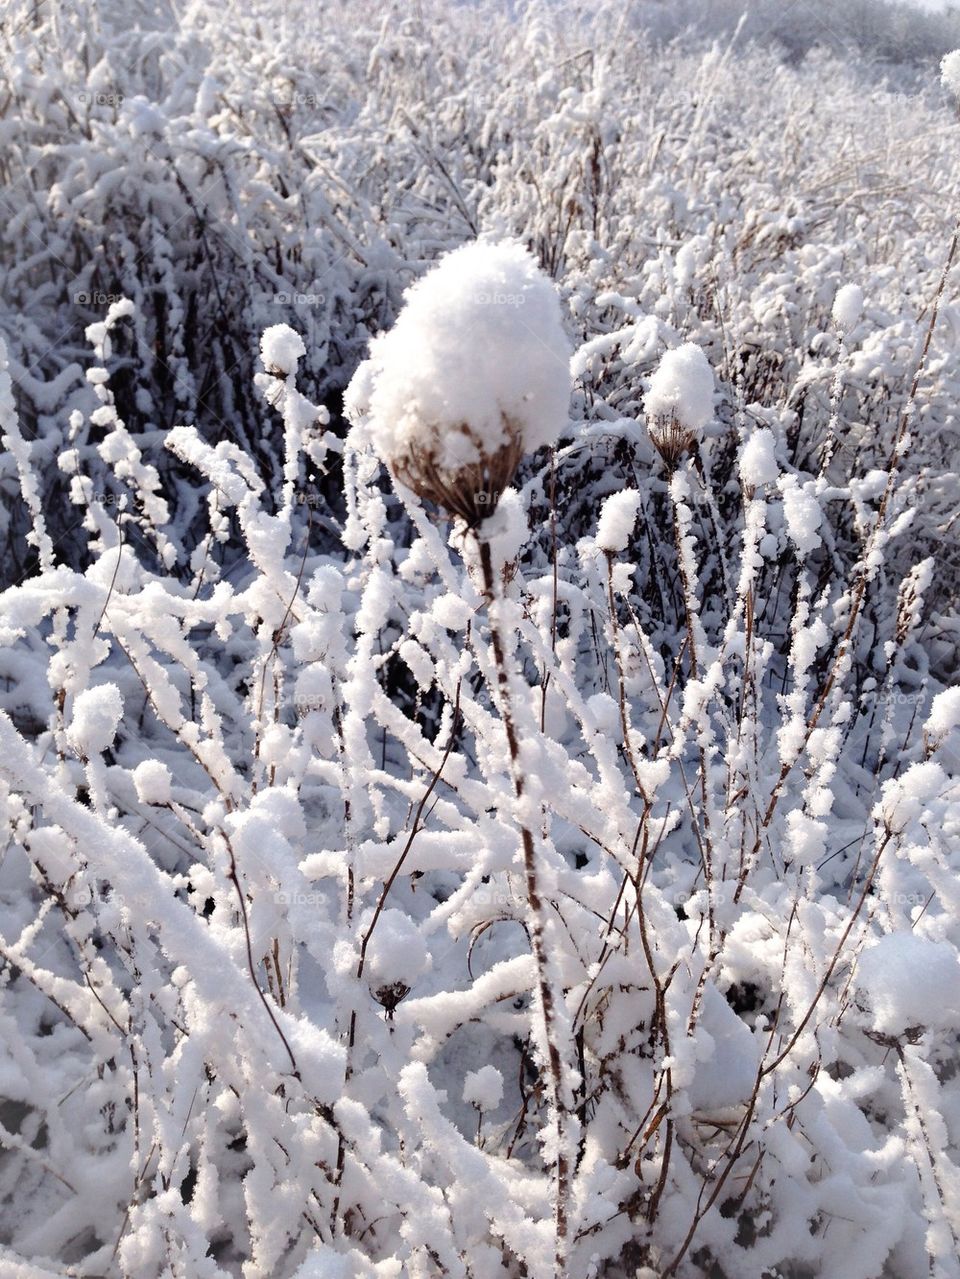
[1,2,960,1276]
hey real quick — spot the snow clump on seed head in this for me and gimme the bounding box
[738,427,778,489]
[260,324,306,377]
[595,489,643,555]
[345,239,572,526]
[644,342,714,468]
[832,283,863,332]
[856,933,960,1037]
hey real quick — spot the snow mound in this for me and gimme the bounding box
[365,908,430,990]
[133,759,173,805]
[941,49,960,98]
[832,283,863,331]
[927,686,960,738]
[463,1064,504,1111]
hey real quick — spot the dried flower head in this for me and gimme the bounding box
[345,239,572,524]
[644,342,714,469]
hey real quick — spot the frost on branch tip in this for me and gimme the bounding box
[644,341,714,468]
[344,239,572,525]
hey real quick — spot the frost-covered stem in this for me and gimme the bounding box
[604,554,649,807]
[896,1045,960,1273]
[632,882,676,1223]
[221,829,300,1080]
[765,215,958,826]
[540,447,560,733]
[476,531,570,1277]
[356,683,462,984]
[764,827,892,1076]
[668,466,716,948]
[251,519,309,795]
[0,340,55,573]
[819,329,848,477]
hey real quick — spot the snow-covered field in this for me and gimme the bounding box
[2,1,960,1276]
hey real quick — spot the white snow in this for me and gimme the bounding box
[132,759,173,805]
[67,684,123,756]
[364,908,430,988]
[880,760,946,830]
[463,1064,504,1111]
[856,934,960,1036]
[4,13,960,1279]
[941,49,960,98]
[832,283,864,331]
[260,324,306,376]
[739,427,778,488]
[594,489,642,554]
[644,342,714,431]
[780,476,823,554]
[926,686,960,738]
[345,240,572,473]
[474,486,529,570]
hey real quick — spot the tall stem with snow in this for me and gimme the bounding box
[475,529,571,1277]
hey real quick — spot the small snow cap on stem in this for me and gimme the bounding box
[257,323,307,416]
[260,324,306,378]
[595,488,642,556]
[832,283,863,333]
[345,239,572,526]
[644,341,714,469]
